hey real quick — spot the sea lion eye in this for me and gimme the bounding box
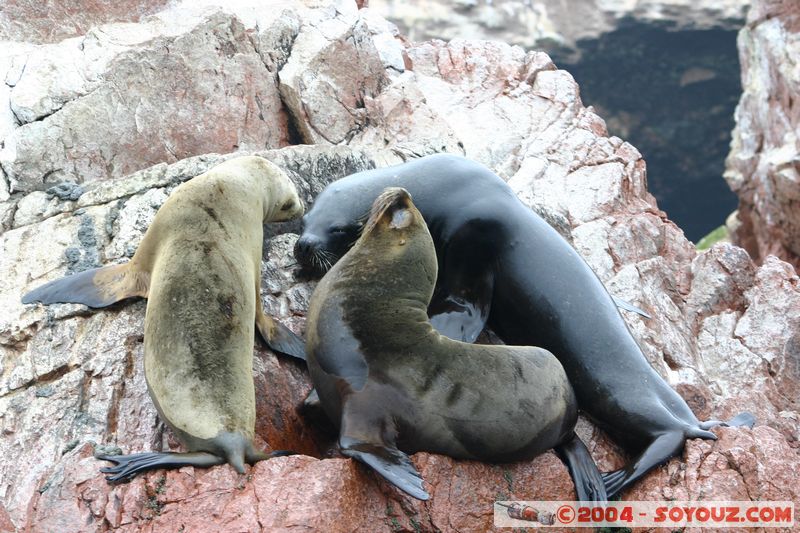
[280,200,295,211]
[390,209,412,229]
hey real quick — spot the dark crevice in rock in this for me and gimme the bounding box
[10,98,66,126]
[250,13,303,147]
[105,337,137,441]
[277,84,315,146]
[0,202,18,235]
[284,110,305,146]
[24,364,78,391]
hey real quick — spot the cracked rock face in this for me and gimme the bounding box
[725,0,800,270]
[0,10,294,198]
[0,0,171,44]
[1,1,798,532]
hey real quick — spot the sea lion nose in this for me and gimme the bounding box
[294,234,319,265]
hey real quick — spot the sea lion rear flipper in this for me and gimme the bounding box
[339,435,429,500]
[601,430,686,499]
[97,451,225,483]
[429,267,494,343]
[22,263,149,308]
[255,305,306,360]
[611,296,652,319]
[698,411,756,430]
[98,447,292,483]
[555,433,607,502]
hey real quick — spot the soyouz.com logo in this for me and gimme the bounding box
[494,501,795,528]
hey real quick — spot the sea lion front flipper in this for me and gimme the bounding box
[97,451,226,483]
[429,267,494,343]
[255,304,306,360]
[555,433,607,502]
[338,393,429,500]
[22,263,149,308]
[611,296,652,319]
[339,436,429,500]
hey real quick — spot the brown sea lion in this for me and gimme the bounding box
[305,187,605,501]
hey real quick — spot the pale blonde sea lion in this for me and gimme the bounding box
[23,156,305,480]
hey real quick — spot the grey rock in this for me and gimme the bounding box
[0,12,292,195]
[45,183,84,202]
[0,0,171,44]
[1,0,798,530]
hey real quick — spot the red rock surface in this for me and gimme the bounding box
[1,1,798,532]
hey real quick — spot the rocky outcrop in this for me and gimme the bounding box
[1,1,798,532]
[370,0,750,54]
[0,7,296,199]
[725,0,800,269]
[0,0,170,44]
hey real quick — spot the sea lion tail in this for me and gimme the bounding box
[213,433,250,474]
[22,263,148,308]
[214,433,294,473]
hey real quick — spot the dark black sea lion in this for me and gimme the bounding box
[295,153,754,498]
[306,187,605,501]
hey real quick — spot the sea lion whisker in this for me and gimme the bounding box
[319,249,337,263]
[312,251,330,273]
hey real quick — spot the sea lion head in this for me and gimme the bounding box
[347,187,438,297]
[242,156,304,223]
[361,187,421,240]
[294,177,377,276]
